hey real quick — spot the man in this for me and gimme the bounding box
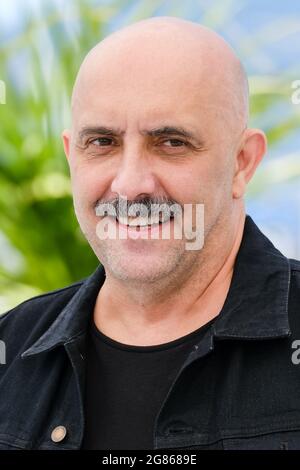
[0,16,300,451]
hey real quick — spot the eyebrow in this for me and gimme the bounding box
[143,126,198,140]
[78,126,123,140]
[78,125,201,142]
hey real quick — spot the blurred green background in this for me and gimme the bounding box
[0,0,300,314]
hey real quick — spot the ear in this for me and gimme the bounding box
[232,128,267,199]
[62,129,71,161]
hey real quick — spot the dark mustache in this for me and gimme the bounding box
[94,196,182,218]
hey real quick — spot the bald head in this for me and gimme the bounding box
[71,16,249,134]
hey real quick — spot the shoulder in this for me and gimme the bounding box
[0,278,85,352]
[0,278,85,322]
[289,258,300,273]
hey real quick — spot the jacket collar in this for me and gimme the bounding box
[22,214,291,358]
[213,215,291,339]
[21,264,106,358]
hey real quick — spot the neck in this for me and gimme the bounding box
[94,207,246,346]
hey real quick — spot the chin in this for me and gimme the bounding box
[110,261,171,283]
[98,251,175,283]
[92,238,187,283]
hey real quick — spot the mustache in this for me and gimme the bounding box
[94,196,182,219]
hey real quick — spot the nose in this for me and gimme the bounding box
[110,150,157,200]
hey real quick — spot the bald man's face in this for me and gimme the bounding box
[63,30,243,282]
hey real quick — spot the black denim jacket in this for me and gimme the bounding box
[1,214,300,450]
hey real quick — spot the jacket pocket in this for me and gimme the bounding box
[222,430,300,450]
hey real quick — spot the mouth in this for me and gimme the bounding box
[115,215,174,229]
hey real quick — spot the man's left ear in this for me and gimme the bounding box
[232,128,267,199]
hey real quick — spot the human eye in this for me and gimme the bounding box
[76,135,119,159]
[162,139,188,147]
[89,137,115,147]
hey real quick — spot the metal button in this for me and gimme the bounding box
[51,425,67,443]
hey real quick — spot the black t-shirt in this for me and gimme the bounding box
[81,316,215,450]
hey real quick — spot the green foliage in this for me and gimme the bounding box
[0,1,117,311]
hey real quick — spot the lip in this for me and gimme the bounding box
[115,218,173,240]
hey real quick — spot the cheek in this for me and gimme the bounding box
[70,163,107,208]
[175,160,232,220]
[167,164,212,204]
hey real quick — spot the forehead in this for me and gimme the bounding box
[73,60,217,133]
[70,23,247,144]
